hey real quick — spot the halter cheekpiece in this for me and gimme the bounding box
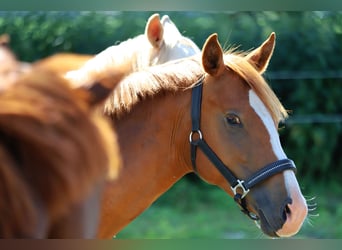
[189,76,296,220]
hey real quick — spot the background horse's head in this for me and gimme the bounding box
[192,33,308,237]
[64,13,200,87]
[146,14,200,64]
[0,47,126,238]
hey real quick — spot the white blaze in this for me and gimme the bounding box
[249,90,301,211]
[249,89,294,188]
[249,90,308,237]
[248,90,287,160]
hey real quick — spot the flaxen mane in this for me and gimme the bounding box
[103,51,287,124]
[0,67,119,237]
[64,35,159,87]
[103,57,204,118]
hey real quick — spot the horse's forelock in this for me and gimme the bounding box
[224,53,288,124]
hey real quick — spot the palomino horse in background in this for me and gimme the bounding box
[35,13,200,84]
[0,41,126,238]
[97,32,308,238]
[64,13,199,86]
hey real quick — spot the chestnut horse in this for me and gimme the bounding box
[36,13,200,83]
[0,42,126,238]
[98,32,308,238]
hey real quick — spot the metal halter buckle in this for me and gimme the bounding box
[231,179,250,199]
[189,130,203,143]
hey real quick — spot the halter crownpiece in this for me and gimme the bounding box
[189,77,296,220]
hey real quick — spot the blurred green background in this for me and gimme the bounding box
[1,11,341,238]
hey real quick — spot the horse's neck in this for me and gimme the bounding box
[116,92,191,177]
[98,90,192,238]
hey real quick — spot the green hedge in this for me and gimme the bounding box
[1,11,341,187]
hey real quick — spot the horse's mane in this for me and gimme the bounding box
[0,68,118,237]
[63,35,155,87]
[104,51,287,123]
[103,56,204,117]
[95,35,149,72]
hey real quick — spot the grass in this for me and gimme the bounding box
[115,174,342,239]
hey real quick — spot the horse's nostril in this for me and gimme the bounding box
[282,204,291,221]
[285,204,291,214]
[282,211,286,221]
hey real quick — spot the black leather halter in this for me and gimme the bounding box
[189,77,296,220]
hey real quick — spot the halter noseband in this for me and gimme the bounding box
[189,77,296,220]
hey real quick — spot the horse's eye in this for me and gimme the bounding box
[226,114,242,126]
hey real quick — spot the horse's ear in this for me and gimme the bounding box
[160,15,182,38]
[145,13,164,48]
[202,33,225,77]
[245,32,276,73]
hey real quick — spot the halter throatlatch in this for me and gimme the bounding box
[189,78,296,220]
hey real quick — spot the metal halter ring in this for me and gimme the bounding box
[189,130,203,143]
[231,179,250,199]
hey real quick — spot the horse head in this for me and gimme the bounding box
[146,13,200,64]
[191,33,308,237]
